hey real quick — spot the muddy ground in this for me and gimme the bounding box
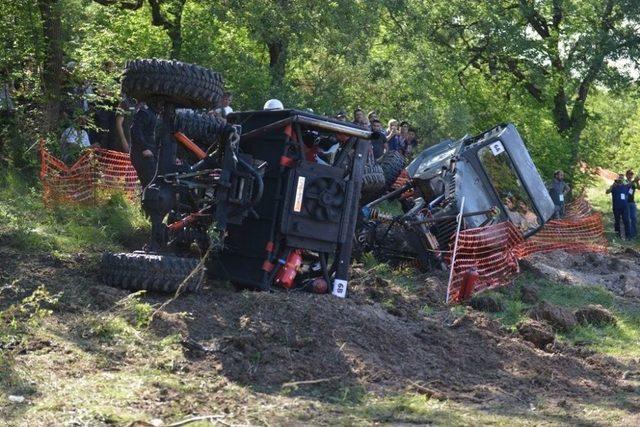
[1,245,640,425]
[524,249,640,299]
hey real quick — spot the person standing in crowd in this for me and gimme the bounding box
[61,61,94,116]
[549,169,570,218]
[115,95,135,153]
[369,119,387,158]
[606,174,632,239]
[386,119,402,151]
[626,169,638,239]
[367,111,378,130]
[399,121,409,144]
[60,115,93,163]
[215,91,233,118]
[93,99,118,150]
[403,127,419,157]
[130,102,158,187]
[353,108,368,128]
[335,111,347,122]
[386,119,398,136]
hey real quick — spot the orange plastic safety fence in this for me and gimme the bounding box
[446,198,607,303]
[39,142,139,205]
[446,221,524,303]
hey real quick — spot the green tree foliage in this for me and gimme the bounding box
[0,0,639,183]
[92,0,187,58]
[385,0,640,167]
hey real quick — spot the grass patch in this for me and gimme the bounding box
[0,284,60,347]
[481,274,640,357]
[535,278,614,309]
[0,170,148,254]
[362,252,422,290]
[341,393,570,426]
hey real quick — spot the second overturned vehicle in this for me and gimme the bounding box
[357,123,556,270]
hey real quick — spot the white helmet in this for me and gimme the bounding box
[263,99,284,110]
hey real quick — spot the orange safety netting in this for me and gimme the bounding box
[40,142,139,205]
[446,198,607,303]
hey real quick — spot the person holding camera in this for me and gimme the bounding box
[386,119,403,151]
[606,174,632,239]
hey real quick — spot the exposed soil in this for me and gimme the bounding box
[528,301,578,332]
[2,246,640,425]
[149,257,639,412]
[523,250,640,299]
[575,305,617,326]
[517,319,555,350]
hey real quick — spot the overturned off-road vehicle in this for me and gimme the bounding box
[101,58,383,296]
[358,123,556,269]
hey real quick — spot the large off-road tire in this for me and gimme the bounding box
[360,163,386,204]
[101,252,202,293]
[372,222,433,271]
[122,59,224,109]
[378,151,406,189]
[174,109,225,148]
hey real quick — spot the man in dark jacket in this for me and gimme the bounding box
[625,169,638,239]
[130,102,158,187]
[606,174,631,239]
[369,119,387,159]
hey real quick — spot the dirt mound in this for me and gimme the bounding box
[575,305,617,326]
[520,283,539,304]
[523,250,640,298]
[3,245,637,417]
[517,320,554,349]
[529,301,577,331]
[469,295,504,312]
[152,274,629,409]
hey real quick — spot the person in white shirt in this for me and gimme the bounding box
[214,91,233,118]
[60,115,93,162]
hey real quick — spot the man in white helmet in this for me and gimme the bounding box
[263,99,284,110]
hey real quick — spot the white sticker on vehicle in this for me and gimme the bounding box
[332,279,347,298]
[559,194,564,202]
[621,193,626,201]
[293,176,305,212]
[489,141,505,156]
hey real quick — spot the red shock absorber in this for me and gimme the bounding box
[275,249,303,289]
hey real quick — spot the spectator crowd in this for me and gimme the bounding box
[54,59,421,166]
[335,108,419,158]
[548,167,639,241]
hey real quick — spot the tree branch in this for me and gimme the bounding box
[518,0,550,39]
[574,0,617,105]
[552,0,563,30]
[504,58,543,101]
[148,0,173,31]
[92,0,143,10]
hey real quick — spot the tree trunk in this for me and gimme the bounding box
[552,88,572,134]
[168,26,182,59]
[568,103,588,165]
[268,40,287,88]
[37,0,64,133]
[148,0,185,60]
